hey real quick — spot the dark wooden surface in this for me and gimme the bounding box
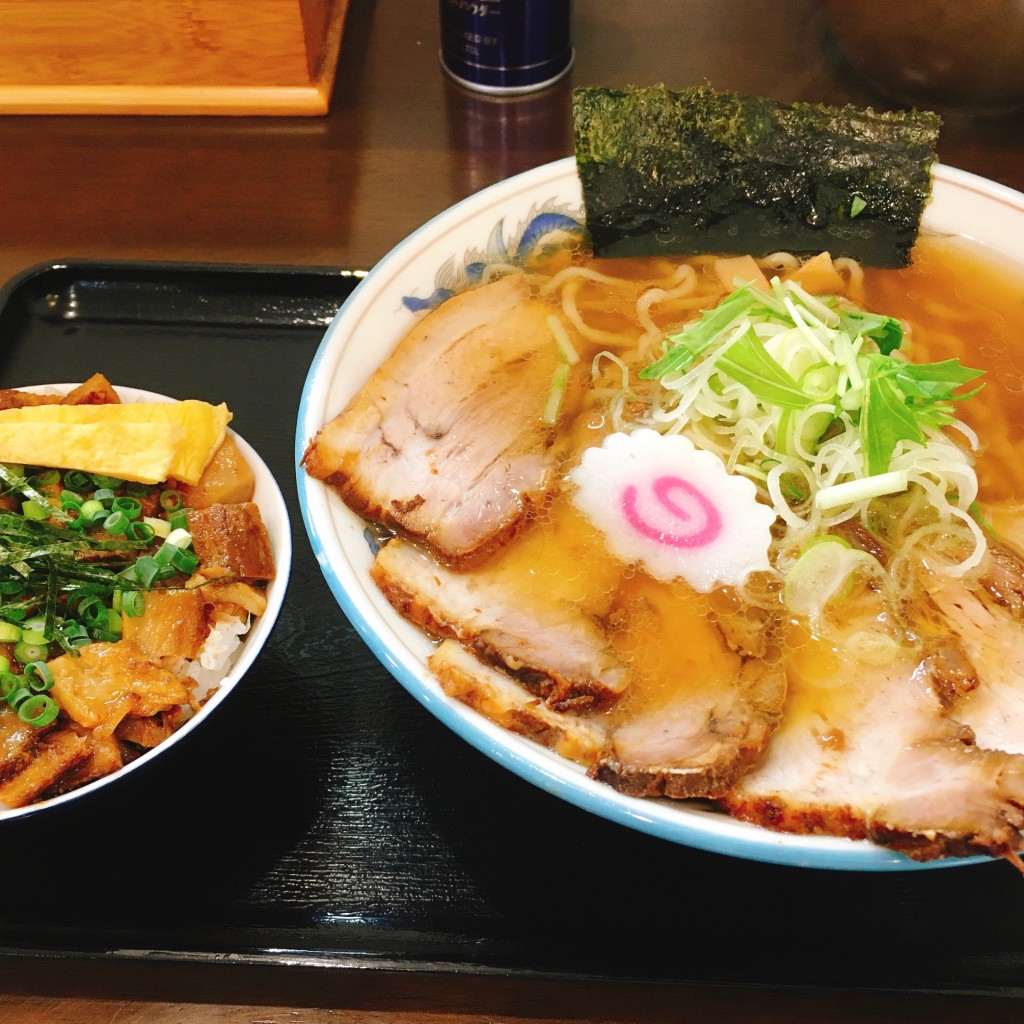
[1,2,1024,1020]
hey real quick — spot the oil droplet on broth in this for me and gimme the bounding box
[484,493,622,614]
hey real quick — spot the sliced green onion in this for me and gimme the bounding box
[111,496,142,520]
[103,510,130,535]
[88,628,121,643]
[132,556,162,589]
[541,364,570,425]
[783,279,841,329]
[784,537,875,624]
[170,548,199,574]
[21,500,48,521]
[125,520,155,543]
[13,642,48,665]
[66,590,99,615]
[159,489,184,512]
[119,590,145,618]
[78,498,107,525]
[154,532,193,569]
[547,314,580,365]
[28,470,60,488]
[76,596,108,629]
[154,542,179,568]
[0,671,22,701]
[798,363,840,402]
[165,527,192,550]
[143,515,171,539]
[17,693,59,727]
[19,629,49,647]
[814,470,910,511]
[62,470,92,492]
[0,466,76,526]
[23,661,54,692]
[4,685,31,712]
[0,622,21,642]
[167,508,190,532]
[58,621,90,649]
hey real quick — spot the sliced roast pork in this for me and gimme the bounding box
[428,639,610,765]
[371,537,629,712]
[918,541,1024,756]
[302,275,564,565]
[719,608,1024,861]
[591,578,787,799]
[401,527,787,797]
[425,601,784,799]
[592,657,787,799]
[0,730,92,808]
[0,705,37,782]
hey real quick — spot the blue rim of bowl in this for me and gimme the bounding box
[295,158,1018,871]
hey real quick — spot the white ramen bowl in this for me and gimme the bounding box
[296,157,1024,871]
[0,383,291,821]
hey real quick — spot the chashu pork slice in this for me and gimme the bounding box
[719,608,1024,861]
[424,566,787,798]
[428,639,610,765]
[591,578,787,800]
[917,540,1024,756]
[592,658,787,800]
[372,537,629,712]
[302,274,563,565]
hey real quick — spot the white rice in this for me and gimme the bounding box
[174,616,251,704]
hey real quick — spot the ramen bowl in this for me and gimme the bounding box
[296,156,1024,870]
[0,383,291,821]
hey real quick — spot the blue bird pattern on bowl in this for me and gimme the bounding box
[402,204,584,313]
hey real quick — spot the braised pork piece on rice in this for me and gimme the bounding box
[302,238,1024,865]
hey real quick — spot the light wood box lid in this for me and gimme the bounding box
[0,0,350,115]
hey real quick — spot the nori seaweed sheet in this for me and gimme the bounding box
[572,85,942,267]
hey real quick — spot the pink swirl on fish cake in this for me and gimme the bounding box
[621,475,723,549]
[568,429,775,592]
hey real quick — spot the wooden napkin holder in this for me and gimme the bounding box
[0,0,350,115]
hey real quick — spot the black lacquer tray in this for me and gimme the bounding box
[1,260,1023,998]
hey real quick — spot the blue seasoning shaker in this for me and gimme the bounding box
[440,0,574,95]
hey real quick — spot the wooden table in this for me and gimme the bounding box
[1,2,1024,1020]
